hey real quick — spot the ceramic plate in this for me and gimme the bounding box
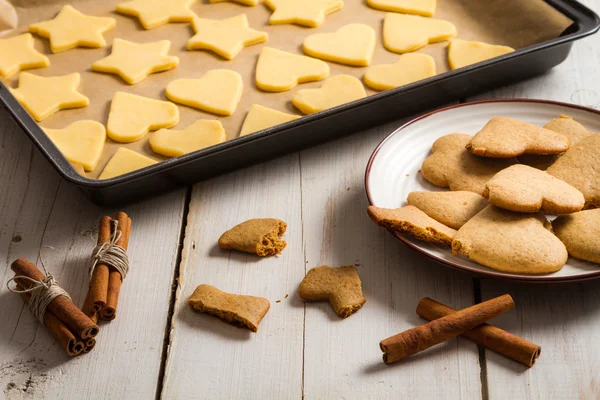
[365,99,600,282]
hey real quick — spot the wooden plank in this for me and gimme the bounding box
[299,119,482,399]
[161,155,305,400]
[468,1,600,397]
[0,106,187,399]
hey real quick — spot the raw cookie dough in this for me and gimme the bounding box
[553,209,600,264]
[406,191,488,229]
[92,39,179,85]
[483,164,585,214]
[187,14,267,60]
[107,92,179,143]
[209,0,259,5]
[452,205,568,275]
[99,147,157,179]
[29,5,116,53]
[364,53,436,91]
[10,72,89,122]
[166,70,243,116]
[116,0,196,30]
[239,104,300,137]
[264,0,343,28]
[383,13,456,54]
[366,0,435,17]
[302,23,376,67]
[255,47,329,92]
[149,120,226,157]
[45,121,106,172]
[448,39,514,70]
[292,75,366,114]
[0,33,49,78]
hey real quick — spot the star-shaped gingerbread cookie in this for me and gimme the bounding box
[264,0,344,28]
[29,5,116,53]
[187,14,267,60]
[116,0,196,30]
[10,72,89,122]
[0,33,49,78]
[92,39,179,84]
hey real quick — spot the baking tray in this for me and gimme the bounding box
[0,0,598,205]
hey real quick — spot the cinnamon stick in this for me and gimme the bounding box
[417,297,541,367]
[101,212,132,320]
[82,292,99,324]
[11,258,99,339]
[18,287,84,357]
[87,216,113,313]
[82,337,96,353]
[380,294,515,364]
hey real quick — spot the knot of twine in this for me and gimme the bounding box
[6,246,72,324]
[89,219,129,280]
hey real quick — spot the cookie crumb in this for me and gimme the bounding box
[405,174,410,177]
[284,294,289,298]
[276,300,281,303]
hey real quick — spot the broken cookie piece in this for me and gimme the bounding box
[188,284,270,332]
[218,218,287,256]
[299,265,366,318]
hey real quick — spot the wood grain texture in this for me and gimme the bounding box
[161,156,305,400]
[469,1,600,398]
[0,105,186,399]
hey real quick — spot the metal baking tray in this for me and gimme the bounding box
[1,0,598,205]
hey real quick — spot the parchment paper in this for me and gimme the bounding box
[1,0,572,178]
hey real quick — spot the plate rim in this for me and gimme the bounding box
[364,98,600,283]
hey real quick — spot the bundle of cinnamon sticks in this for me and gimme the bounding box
[83,212,132,323]
[11,258,99,357]
[380,294,541,367]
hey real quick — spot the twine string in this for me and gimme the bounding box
[89,219,129,281]
[6,246,72,324]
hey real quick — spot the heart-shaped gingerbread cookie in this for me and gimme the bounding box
[364,53,436,91]
[292,75,366,114]
[149,120,226,157]
[256,47,329,92]
[45,120,106,172]
[383,13,456,54]
[452,205,568,274]
[303,24,376,67]
[166,69,243,116]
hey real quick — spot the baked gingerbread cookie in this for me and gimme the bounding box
[298,265,366,318]
[421,133,517,195]
[452,205,568,274]
[218,218,287,256]
[406,191,488,229]
[466,117,569,158]
[552,209,600,264]
[367,205,456,246]
[547,133,600,209]
[188,284,270,332]
[483,164,585,214]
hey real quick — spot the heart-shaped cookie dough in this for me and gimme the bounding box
[149,120,226,157]
[240,104,300,137]
[421,133,517,195]
[548,133,600,209]
[166,70,243,116]
[448,39,514,70]
[366,0,435,17]
[256,47,329,92]
[483,164,585,214]
[107,92,179,143]
[364,53,436,91]
[452,205,568,274]
[467,117,570,158]
[99,147,157,180]
[302,24,376,67]
[292,75,366,115]
[383,13,456,54]
[45,120,106,172]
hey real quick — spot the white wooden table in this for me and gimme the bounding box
[1,2,599,398]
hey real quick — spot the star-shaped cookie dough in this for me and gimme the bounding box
[264,0,344,28]
[116,0,196,30]
[29,5,116,53]
[10,72,89,122]
[0,33,49,78]
[92,39,179,84]
[209,0,259,5]
[187,15,267,60]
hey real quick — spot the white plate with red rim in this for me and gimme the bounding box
[365,99,600,282]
